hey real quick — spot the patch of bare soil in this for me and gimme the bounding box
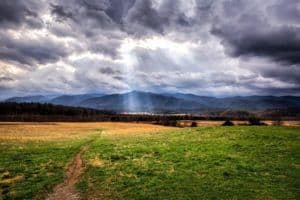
[47,146,87,200]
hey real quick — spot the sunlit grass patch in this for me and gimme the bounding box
[88,156,105,167]
[0,122,104,141]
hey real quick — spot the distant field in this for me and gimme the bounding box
[0,123,299,199]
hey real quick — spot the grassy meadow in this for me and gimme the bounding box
[0,123,299,199]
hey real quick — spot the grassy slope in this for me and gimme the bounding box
[82,126,300,199]
[0,139,91,199]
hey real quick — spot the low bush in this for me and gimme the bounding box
[191,121,198,127]
[222,119,234,126]
[272,118,283,126]
[248,118,266,126]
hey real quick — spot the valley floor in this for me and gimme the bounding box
[0,122,299,199]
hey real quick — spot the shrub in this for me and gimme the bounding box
[191,121,197,127]
[248,117,266,126]
[156,120,178,127]
[222,119,234,126]
[272,118,283,126]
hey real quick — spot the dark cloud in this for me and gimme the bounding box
[211,0,300,66]
[49,0,195,40]
[124,0,194,36]
[0,0,43,29]
[80,0,111,11]
[0,33,69,66]
[0,77,13,82]
[260,65,300,85]
[89,37,122,58]
[105,0,135,24]
[212,25,300,66]
[113,76,124,81]
[99,67,120,75]
[126,0,164,34]
[48,0,127,58]
[50,3,74,21]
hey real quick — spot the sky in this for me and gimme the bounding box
[0,0,299,99]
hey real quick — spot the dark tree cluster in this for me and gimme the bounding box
[0,103,299,124]
[0,103,201,123]
[0,102,115,122]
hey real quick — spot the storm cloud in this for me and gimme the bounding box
[0,0,299,99]
[0,34,70,66]
[0,0,44,29]
[211,0,300,66]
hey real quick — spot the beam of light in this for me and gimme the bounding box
[118,36,196,113]
[119,38,138,112]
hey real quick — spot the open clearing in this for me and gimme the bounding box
[0,122,299,199]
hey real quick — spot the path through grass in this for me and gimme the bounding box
[0,139,89,199]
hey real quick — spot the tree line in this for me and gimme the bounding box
[0,102,299,123]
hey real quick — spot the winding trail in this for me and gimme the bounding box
[47,146,87,200]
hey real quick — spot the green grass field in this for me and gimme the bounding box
[0,123,299,199]
[81,126,300,199]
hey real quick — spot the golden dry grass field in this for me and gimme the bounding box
[0,122,176,141]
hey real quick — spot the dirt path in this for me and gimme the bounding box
[47,146,87,200]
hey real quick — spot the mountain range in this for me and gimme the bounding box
[4,91,300,114]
